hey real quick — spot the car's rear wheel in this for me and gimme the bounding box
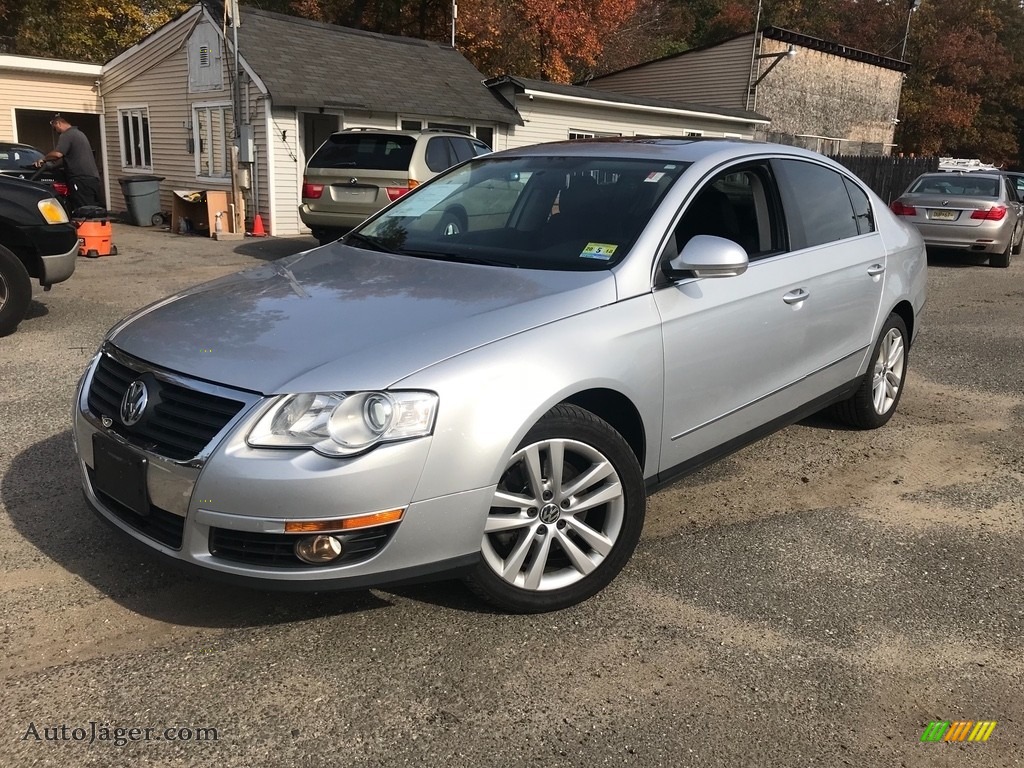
[465,404,645,613]
[991,237,1011,268]
[0,244,32,337]
[834,313,908,429]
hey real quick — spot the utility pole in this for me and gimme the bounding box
[900,0,922,61]
[451,1,457,47]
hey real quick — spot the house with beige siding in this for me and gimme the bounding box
[99,3,522,236]
[97,4,769,236]
[0,54,103,169]
[589,27,908,156]
[486,76,768,146]
[2,3,770,235]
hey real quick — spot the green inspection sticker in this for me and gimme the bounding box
[580,242,617,260]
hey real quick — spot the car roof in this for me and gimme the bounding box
[327,128,479,140]
[0,142,42,151]
[488,137,834,166]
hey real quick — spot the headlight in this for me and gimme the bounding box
[247,391,438,456]
[37,198,69,224]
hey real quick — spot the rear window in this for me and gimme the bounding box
[909,175,1000,197]
[0,146,44,170]
[307,134,416,171]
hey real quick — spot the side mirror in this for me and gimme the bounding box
[663,234,749,280]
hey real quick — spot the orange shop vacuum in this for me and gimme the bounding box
[73,206,117,258]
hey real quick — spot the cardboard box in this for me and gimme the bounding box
[171,190,233,237]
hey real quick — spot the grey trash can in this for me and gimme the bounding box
[118,175,165,226]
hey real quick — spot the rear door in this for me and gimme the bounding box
[303,133,415,219]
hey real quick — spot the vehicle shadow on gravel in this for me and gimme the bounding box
[926,249,996,268]
[24,299,49,320]
[3,431,485,627]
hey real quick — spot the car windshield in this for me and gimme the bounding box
[0,145,44,170]
[351,155,689,270]
[307,134,416,170]
[908,174,1000,197]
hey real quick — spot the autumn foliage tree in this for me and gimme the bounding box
[5,0,191,63]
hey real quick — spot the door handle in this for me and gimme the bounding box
[867,264,886,276]
[782,288,809,305]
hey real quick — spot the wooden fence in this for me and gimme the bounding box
[828,154,940,203]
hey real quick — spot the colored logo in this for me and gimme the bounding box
[920,720,996,742]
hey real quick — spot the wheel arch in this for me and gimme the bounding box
[560,387,646,470]
[890,299,915,345]
[0,221,41,279]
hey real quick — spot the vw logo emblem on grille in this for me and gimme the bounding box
[120,380,149,426]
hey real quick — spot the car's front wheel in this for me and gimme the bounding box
[834,313,908,429]
[466,404,645,613]
[0,244,32,337]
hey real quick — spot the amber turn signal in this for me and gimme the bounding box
[284,508,404,533]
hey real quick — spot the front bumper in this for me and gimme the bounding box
[73,350,488,590]
[26,222,79,285]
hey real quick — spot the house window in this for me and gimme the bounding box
[400,119,423,131]
[568,129,621,140]
[119,107,152,170]
[194,103,233,179]
[475,126,494,148]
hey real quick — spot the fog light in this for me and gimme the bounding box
[294,534,343,564]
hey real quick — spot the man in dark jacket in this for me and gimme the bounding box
[35,114,103,212]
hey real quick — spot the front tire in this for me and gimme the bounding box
[465,404,645,613]
[0,244,32,337]
[834,313,908,429]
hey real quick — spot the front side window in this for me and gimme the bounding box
[120,107,152,170]
[673,163,782,259]
[351,155,688,271]
[193,103,233,179]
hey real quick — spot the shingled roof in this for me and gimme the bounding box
[233,6,519,124]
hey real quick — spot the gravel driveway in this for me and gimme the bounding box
[2,228,1022,767]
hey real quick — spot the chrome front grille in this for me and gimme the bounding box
[86,348,250,461]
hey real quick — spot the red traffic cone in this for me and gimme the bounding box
[250,213,267,237]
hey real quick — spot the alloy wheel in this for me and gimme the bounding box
[481,438,625,592]
[872,327,905,415]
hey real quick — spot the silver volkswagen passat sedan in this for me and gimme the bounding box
[890,171,1023,267]
[73,139,926,612]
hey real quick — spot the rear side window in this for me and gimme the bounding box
[307,134,415,170]
[774,159,860,249]
[425,137,454,172]
[843,178,876,235]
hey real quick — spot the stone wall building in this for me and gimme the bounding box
[589,27,909,156]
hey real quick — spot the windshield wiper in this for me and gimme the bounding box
[401,250,518,268]
[343,231,400,254]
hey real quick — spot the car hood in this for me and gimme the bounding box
[109,244,617,394]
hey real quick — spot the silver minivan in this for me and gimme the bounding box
[298,128,490,244]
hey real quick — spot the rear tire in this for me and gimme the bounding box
[834,313,908,429]
[465,404,645,613]
[0,244,32,337]
[990,239,1011,268]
